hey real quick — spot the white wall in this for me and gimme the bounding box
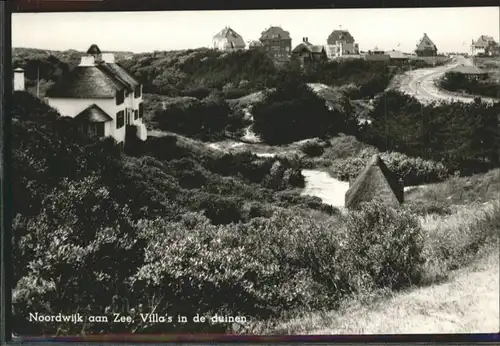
[46,97,127,143]
[326,42,360,59]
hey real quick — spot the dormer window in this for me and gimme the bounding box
[116,90,125,105]
[134,85,142,98]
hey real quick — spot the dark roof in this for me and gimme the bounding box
[292,43,325,54]
[46,64,127,99]
[87,44,101,55]
[292,42,312,53]
[260,26,291,40]
[74,104,113,123]
[474,35,496,47]
[46,53,139,99]
[327,30,355,44]
[416,33,437,51]
[450,64,487,75]
[345,154,403,210]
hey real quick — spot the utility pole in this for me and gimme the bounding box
[36,65,40,98]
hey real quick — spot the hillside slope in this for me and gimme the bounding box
[261,249,499,334]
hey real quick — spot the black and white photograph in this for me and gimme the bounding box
[9,6,500,337]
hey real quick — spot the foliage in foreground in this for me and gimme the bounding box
[13,199,426,335]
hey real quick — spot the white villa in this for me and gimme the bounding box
[39,44,147,144]
[470,35,499,57]
[212,27,246,51]
[325,29,360,59]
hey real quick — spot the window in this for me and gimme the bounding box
[138,103,144,119]
[134,109,139,120]
[116,90,125,105]
[80,123,104,138]
[116,110,125,129]
[134,85,142,98]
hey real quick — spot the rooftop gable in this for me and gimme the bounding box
[74,104,113,123]
[327,30,355,44]
[345,154,403,210]
[416,33,437,51]
[260,26,291,40]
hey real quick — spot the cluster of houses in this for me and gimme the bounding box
[11,29,498,146]
[212,26,499,65]
[13,44,148,145]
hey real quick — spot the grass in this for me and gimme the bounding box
[254,248,498,335]
[405,168,500,206]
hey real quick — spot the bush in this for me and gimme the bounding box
[129,201,426,333]
[362,90,500,174]
[343,200,425,290]
[252,83,351,144]
[151,97,232,140]
[300,140,326,157]
[329,148,452,186]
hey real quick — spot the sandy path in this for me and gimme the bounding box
[307,252,499,334]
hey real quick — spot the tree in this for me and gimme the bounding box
[252,83,350,144]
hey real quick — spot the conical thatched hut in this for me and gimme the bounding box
[345,154,403,210]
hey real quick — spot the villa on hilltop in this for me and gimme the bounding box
[415,33,438,57]
[259,26,292,62]
[325,28,360,59]
[212,27,246,51]
[471,35,499,57]
[34,44,148,144]
[291,37,327,66]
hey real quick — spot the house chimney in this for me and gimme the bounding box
[79,55,95,66]
[13,67,25,91]
[303,37,306,42]
[102,53,115,63]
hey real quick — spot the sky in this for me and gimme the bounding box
[12,7,500,54]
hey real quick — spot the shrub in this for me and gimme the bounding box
[300,140,326,157]
[343,200,425,290]
[253,83,351,144]
[129,201,426,333]
[329,149,451,186]
[152,97,232,140]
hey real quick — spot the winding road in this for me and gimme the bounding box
[397,56,498,104]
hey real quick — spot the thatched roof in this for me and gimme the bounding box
[46,57,139,99]
[46,65,126,99]
[345,154,403,210]
[74,104,113,123]
[99,62,139,88]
